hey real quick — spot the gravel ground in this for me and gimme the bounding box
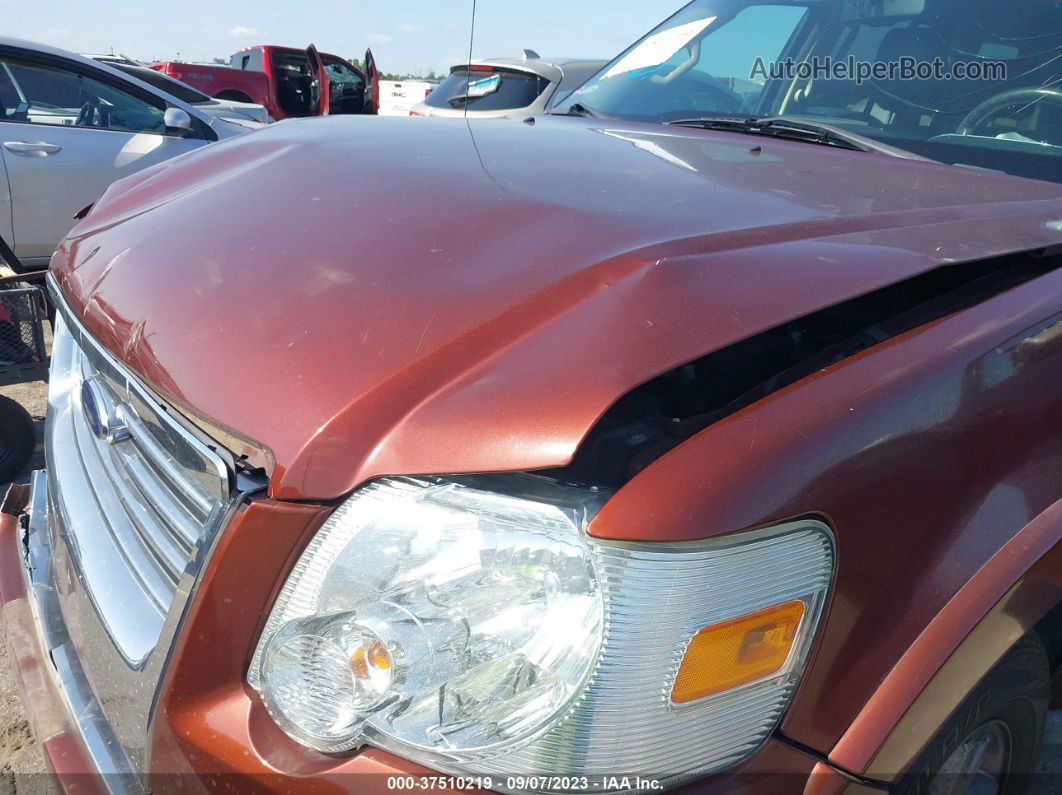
[0,363,1058,793]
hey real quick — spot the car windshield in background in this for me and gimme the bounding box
[112,64,211,104]
[555,0,1062,184]
[425,67,550,111]
[323,58,363,89]
[323,57,366,113]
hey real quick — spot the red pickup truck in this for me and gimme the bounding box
[153,44,378,121]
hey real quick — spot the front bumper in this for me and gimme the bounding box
[0,471,132,793]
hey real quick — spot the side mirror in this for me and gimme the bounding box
[164,107,193,135]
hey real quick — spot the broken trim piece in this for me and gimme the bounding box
[545,249,1062,489]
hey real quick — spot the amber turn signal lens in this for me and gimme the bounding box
[671,601,806,704]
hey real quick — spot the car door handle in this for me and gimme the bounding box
[3,141,63,157]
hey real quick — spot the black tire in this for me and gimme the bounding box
[0,394,36,483]
[896,633,1050,795]
[215,90,253,103]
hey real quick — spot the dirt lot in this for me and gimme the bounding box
[0,375,1059,793]
[0,378,48,794]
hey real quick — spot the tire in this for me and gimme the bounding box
[0,394,36,483]
[895,633,1050,795]
[215,90,253,103]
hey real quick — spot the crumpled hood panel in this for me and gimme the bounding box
[52,115,1062,499]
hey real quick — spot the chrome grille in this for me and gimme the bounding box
[48,311,231,666]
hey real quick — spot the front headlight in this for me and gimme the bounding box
[249,476,833,789]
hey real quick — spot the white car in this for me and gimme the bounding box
[0,38,253,268]
[378,79,438,117]
[411,51,606,119]
[108,63,272,126]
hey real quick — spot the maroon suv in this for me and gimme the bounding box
[2,0,1061,793]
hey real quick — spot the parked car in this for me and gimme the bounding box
[109,63,272,125]
[410,51,605,118]
[0,38,255,269]
[377,79,437,117]
[4,0,1062,793]
[153,44,379,121]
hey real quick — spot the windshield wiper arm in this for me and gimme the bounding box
[666,116,873,152]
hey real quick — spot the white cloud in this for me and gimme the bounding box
[367,33,394,45]
[229,25,264,39]
[397,24,426,33]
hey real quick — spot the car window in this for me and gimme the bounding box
[0,58,167,134]
[425,68,550,111]
[232,49,263,72]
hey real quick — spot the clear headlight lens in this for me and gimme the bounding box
[249,477,605,755]
[249,476,834,789]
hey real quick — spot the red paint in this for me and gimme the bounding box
[0,511,26,603]
[0,513,104,795]
[589,267,1062,752]
[51,116,1062,501]
[306,44,329,117]
[364,48,379,115]
[34,104,1062,788]
[145,496,820,790]
[153,45,373,121]
[801,763,858,795]
[828,506,1062,775]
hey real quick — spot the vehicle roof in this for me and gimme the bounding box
[233,44,345,61]
[458,55,606,78]
[0,37,215,121]
[3,36,117,64]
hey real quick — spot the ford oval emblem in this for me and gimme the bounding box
[80,376,129,443]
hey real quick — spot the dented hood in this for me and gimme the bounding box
[52,115,1062,500]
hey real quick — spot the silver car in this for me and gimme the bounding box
[411,51,605,118]
[0,37,253,268]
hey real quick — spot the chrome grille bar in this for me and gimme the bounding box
[39,278,269,780]
[48,307,233,666]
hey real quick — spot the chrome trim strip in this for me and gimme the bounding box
[22,471,139,794]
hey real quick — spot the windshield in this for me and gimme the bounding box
[555,0,1062,184]
[323,58,364,88]
[113,64,211,104]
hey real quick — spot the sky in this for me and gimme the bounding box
[2,0,690,76]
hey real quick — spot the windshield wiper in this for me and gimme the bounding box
[552,102,600,118]
[667,116,873,152]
